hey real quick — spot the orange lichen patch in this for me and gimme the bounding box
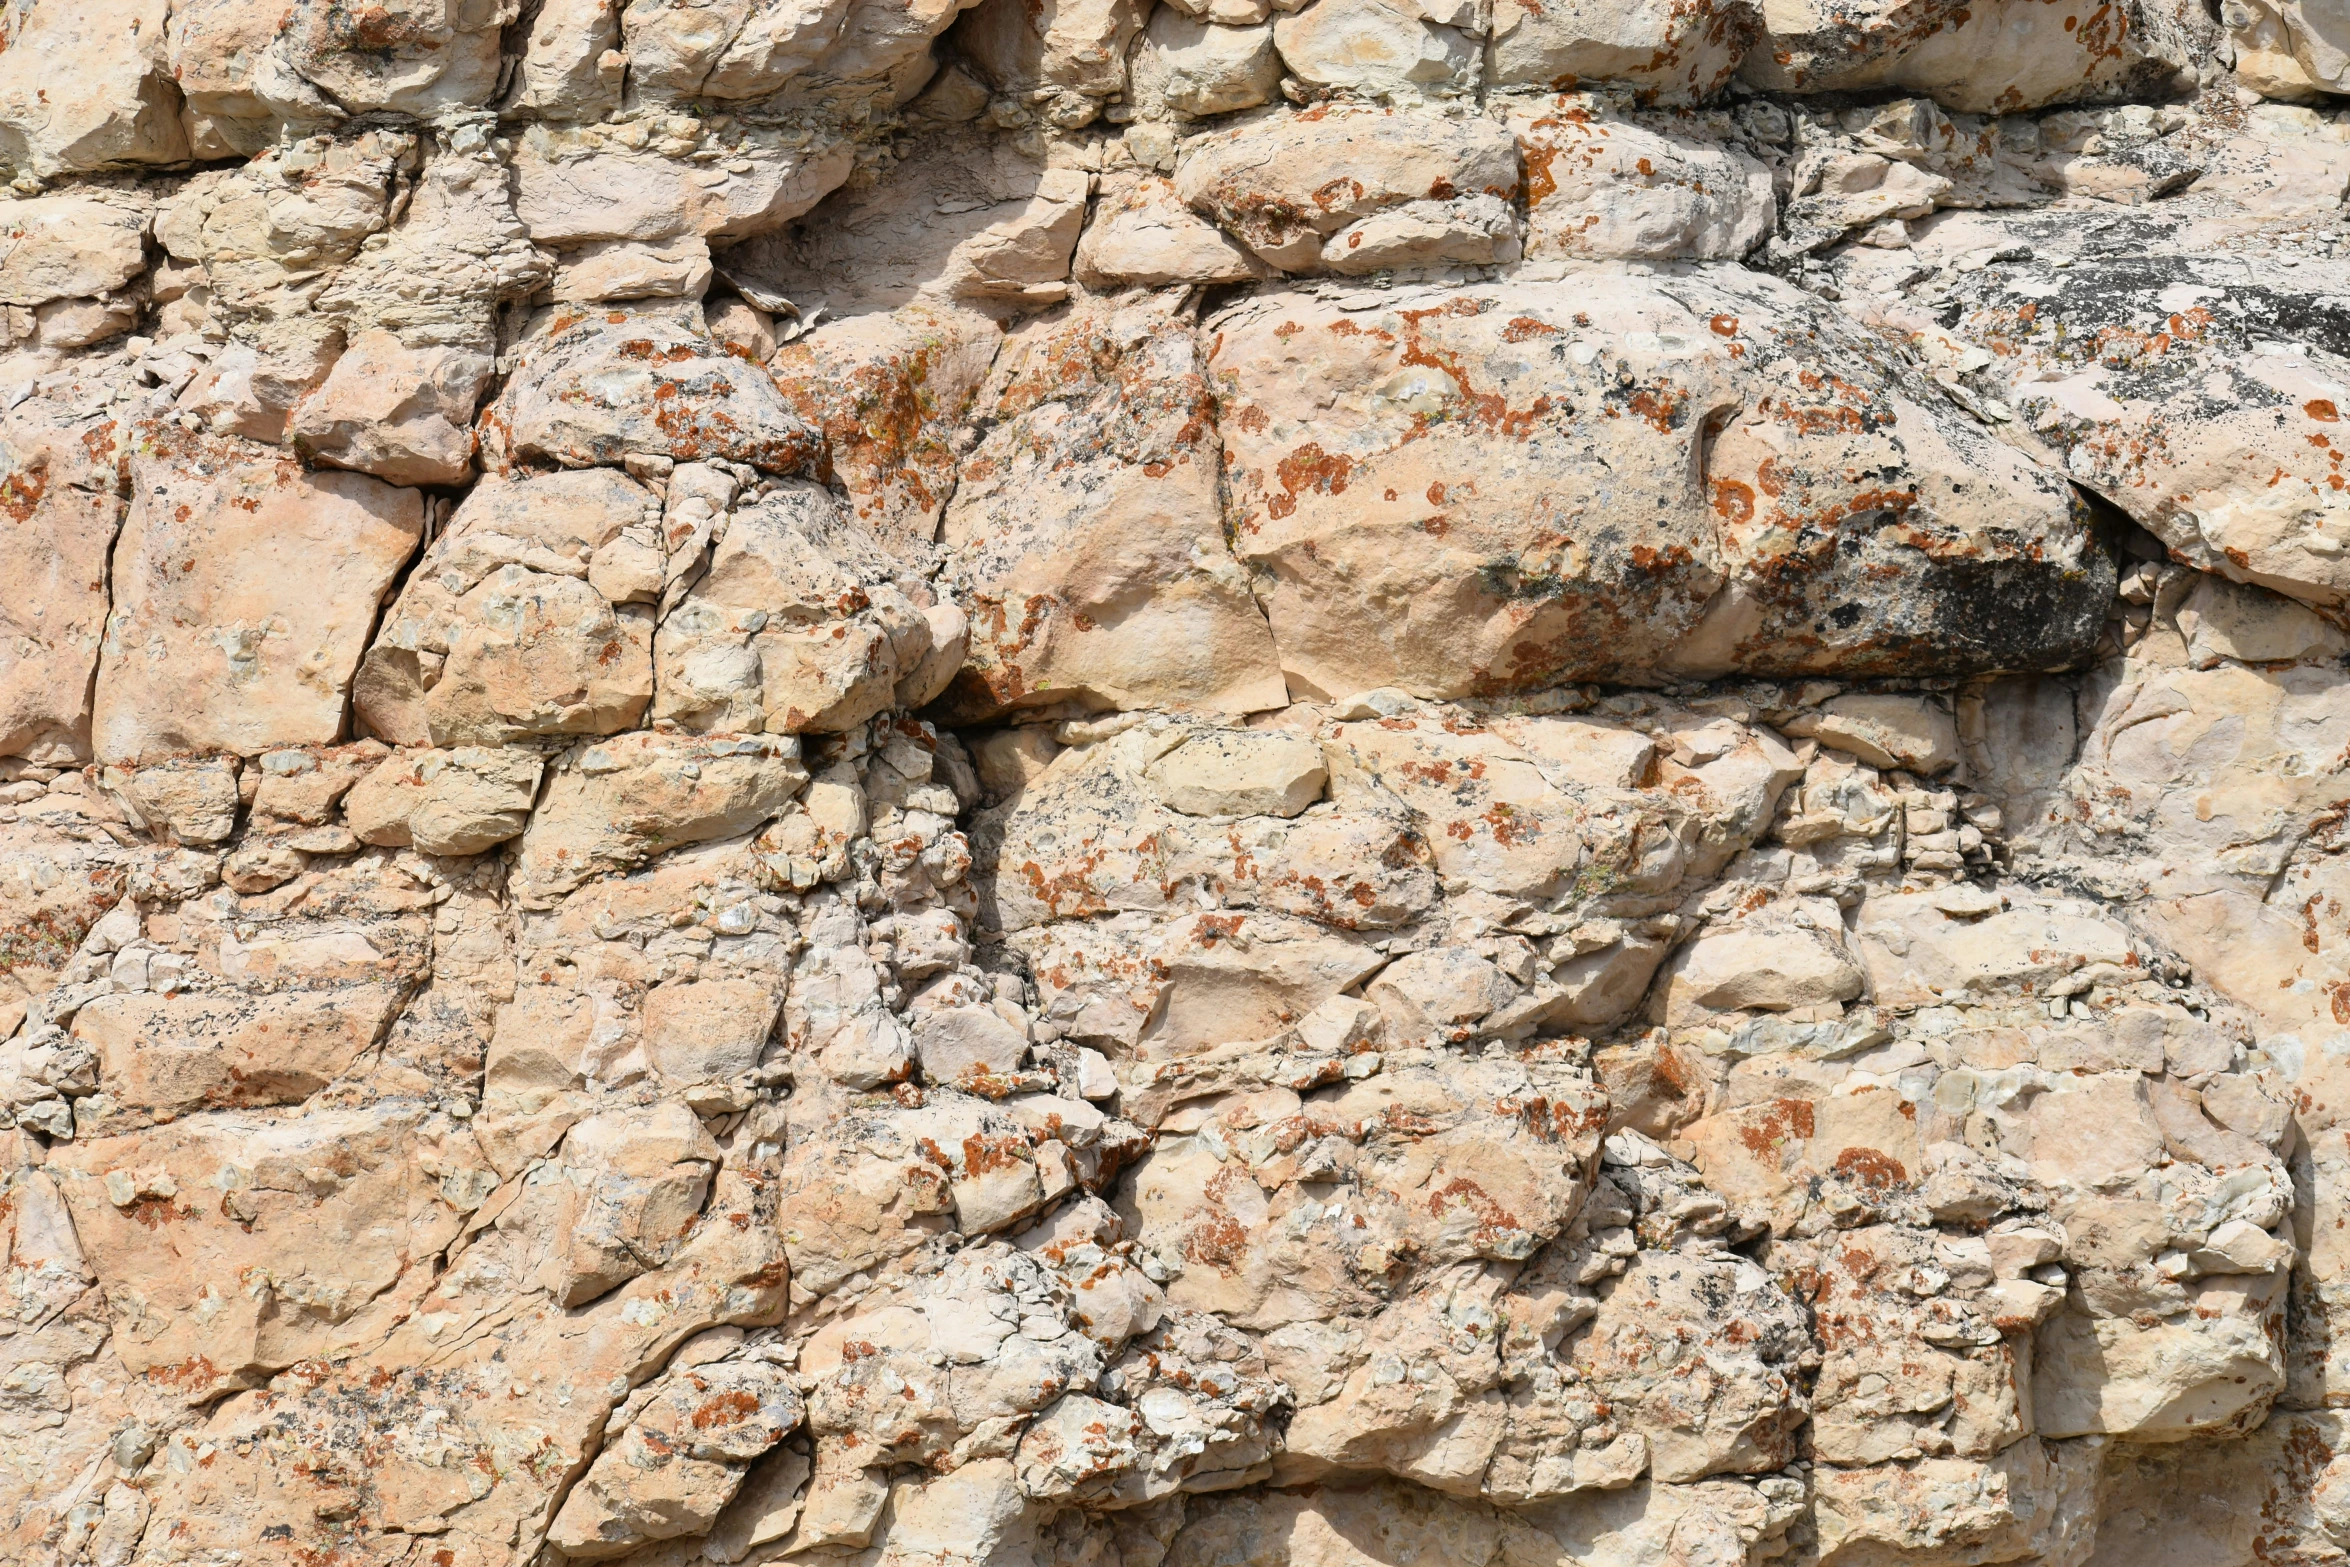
[1266,442,1355,520]
[1737,1097,1816,1157]
[1831,1146,1909,1190]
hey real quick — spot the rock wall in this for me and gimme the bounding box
[7,1,2350,1564]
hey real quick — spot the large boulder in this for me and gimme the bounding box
[0,0,189,174]
[1487,0,1757,101]
[937,294,1287,722]
[1926,210,2350,612]
[1208,269,2111,699]
[354,466,659,748]
[93,428,424,764]
[484,306,822,474]
[1173,105,1521,272]
[1740,0,2199,112]
[0,411,124,763]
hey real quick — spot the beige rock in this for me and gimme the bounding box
[1166,1482,1551,1567]
[77,985,404,1125]
[0,197,147,306]
[2236,0,2350,97]
[1122,1055,1604,1326]
[126,1159,784,1559]
[1573,1248,1809,1481]
[0,411,122,763]
[819,0,1002,92]
[287,329,493,487]
[1788,692,1961,774]
[155,132,410,436]
[1685,1076,1925,1224]
[1511,103,1776,260]
[769,302,1002,554]
[2035,1282,2286,1441]
[1812,1438,2101,1565]
[550,1356,803,1557]
[939,294,1287,721]
[1784,150,1954,249]
[48,1107,466,1398]
[487,306,821,474]
[355,467,658,748]
[92,428,424,765]
[887,1459,1038,1557]
[978,727,1433,936]
[1273,0,1483,95]
[731,134,1089,316]
[342,746,546,856]
[956,0,1147,105]
[913,998,1030,1086]
[512,0,626,116]
[1853,888,2139,1011]
[620,0,859,101]
[705,1444,811,1562]
[1784,1223,2029,1463]
[296,0,515,117]
[2041,662,2350,902]
[550,235,716,303]
[643,976,783,1087]
[107,755,241,844]
[0,0,188,174]
[1368,946,1523,1040]
[546,1102,723,1305]
[1488,0,1757,99]
[1653,901,1863,1023]
[4,9,2348,1558]
[510,124,855,246]
[1742,0,2196,112]
[653,483,938,734]
[1278,1268,1521,1494]
[1132,10,1284,115]
[2088,1410,2350,1566]
[705,295,777,359]
[1929,242,2350,611]
[1145,729,1328,818]
[2177,573,2349,667]
[1175,106,1520,270]
[1321,194,1523,273]
[802,1244,1111,1475]
[313,142,552,354]
[783,1446,891,1550]
[1075,175,1270,287]
[513,730,808,899]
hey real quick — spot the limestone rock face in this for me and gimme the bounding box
[2,6,2348,1567]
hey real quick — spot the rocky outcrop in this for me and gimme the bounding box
[0,4,2346,1567]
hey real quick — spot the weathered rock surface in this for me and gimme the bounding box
[0,5,2343,1566]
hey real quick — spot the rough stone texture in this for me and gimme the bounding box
[0,7,2345,1567]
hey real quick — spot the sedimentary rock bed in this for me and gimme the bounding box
[3,1,2350,1564]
